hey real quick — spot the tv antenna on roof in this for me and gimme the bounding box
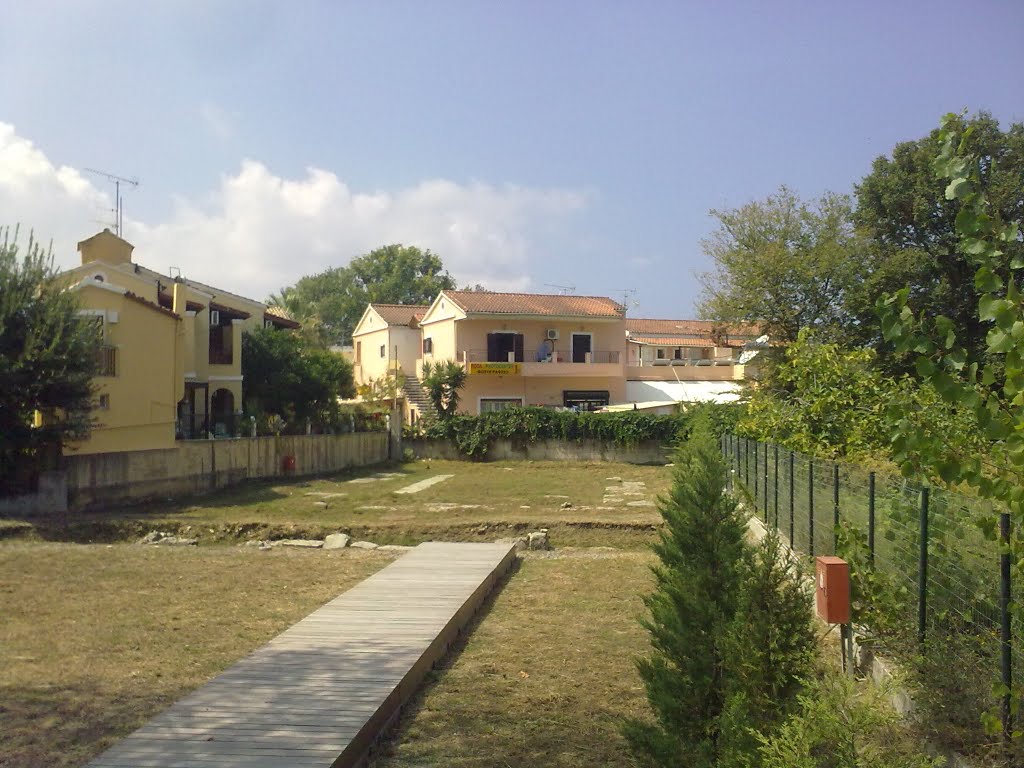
[617,288,640,310]
[543,282,576,295]
[84,168,139,238]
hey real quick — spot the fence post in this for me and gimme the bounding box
[745,438,750,488]
[808,458,815,556]
[868,471,876,566]
[918,486,929,646]
[753,441,759,511]
[773,444,779,530]
[789,451,795,545]
[1000,511,1012,749]
[763,443,770,519]
[735,435,740,486]
[833,462,840,553]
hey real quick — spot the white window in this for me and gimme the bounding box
[423,337,433,355]
[480,397,524,413]
[380,345,386,358]
[656,348,666,360]
[97,394,111,410]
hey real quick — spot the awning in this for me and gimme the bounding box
[626,379,743,404]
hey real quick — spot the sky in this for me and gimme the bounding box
[1,1,1022,318]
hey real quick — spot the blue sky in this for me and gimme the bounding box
[1,1,1021,316]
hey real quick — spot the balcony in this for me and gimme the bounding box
[459,349,624,378]
[96,345,117,377]
[626,357,744,381]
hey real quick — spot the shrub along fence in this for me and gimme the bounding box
[722,434,1016,758]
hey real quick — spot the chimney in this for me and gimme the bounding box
[172,282,187,316]
[77,228,135,266]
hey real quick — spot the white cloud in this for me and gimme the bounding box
[0,123,114,253]
[0,122,587,302]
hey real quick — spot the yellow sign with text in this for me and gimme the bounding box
[468,362,522,375]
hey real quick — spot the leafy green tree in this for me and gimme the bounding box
[877,113,1022,743]
[270,244,457,345]
[420,360,467,420]
[853,111,1024,365]
[241,327,354,431]
[698,186,863,343]
[1,229,98,492]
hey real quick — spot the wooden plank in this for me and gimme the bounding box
[86,542,515,768]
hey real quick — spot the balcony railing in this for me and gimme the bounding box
[96,345,117,376]
[461,349,622,364]
[639,356,738,367]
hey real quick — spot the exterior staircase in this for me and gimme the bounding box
[402,374,438,423]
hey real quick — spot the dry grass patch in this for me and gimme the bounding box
[53,461,671,548]
[0,542,397,768]
[370,550,655,768]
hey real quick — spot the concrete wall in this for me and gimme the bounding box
[0,472,69,517]
[406,437,670,465]
[64,432,389,511]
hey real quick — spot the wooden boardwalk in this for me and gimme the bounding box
[87,541,517,768]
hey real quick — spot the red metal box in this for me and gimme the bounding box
[815,556,850,625]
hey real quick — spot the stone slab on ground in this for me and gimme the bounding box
[394,475,454,495]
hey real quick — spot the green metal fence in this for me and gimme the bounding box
[722,434,1016,755]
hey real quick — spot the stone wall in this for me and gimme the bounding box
[64,432,389,511]
[405,437,670,465]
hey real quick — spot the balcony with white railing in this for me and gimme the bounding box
[457,348,625,378]
[626,356,745,381]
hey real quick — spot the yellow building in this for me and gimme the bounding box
[417,290,628,414]
[351,303,429,386]
[62,229,298,453]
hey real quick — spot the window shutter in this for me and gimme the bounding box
[514,334,524,363]
[487,333,498,362]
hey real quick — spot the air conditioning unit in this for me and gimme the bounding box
[546,328,559,340]
[210,310,221,325]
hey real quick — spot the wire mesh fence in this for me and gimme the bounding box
[723,434,1016,757]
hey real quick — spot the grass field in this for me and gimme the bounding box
[1,459,671,767]
[40,460,671,549]
[0,543,398,768]
[369,551,655,768]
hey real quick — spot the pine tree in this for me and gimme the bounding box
[624,424,815,767]
[719,531,816,765]
[623,425,749,767]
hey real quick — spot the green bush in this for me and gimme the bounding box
[418,404,741,459]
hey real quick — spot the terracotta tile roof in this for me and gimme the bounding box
[625,318,760,337]
[371,303,431,327]
[264,305,301,329]
[629,336,717,347]
[442,290,625,318]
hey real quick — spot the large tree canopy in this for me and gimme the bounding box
[1,229,98,493]
[698,187,861,343]
[270,244,457,345]
[241,327,355,432]
[851,111,1024,362]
